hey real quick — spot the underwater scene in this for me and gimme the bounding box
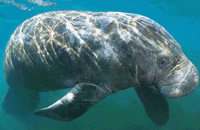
[0,0,200,130]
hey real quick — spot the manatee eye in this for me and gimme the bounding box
[158,60,167,68]
[160,61,166,65]
[157,55,169,69]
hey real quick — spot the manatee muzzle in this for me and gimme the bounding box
[158,60,199,98]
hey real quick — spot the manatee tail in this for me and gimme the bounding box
[2,87,39,116]
[135,86,169,126]
[34,83,110,121]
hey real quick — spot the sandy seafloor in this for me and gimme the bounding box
[0,0,200,130]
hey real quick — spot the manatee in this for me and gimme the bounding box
[2,11,199,126]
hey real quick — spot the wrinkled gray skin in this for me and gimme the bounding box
[2,11,199,126]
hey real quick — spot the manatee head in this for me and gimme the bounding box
[145,21,199,98]
[155,47,199,98]
[132,16,199,98]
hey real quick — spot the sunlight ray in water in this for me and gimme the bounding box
[0,0,56,11]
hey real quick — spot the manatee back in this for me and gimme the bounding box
[3,11,183,91]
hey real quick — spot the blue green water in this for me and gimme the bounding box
[0,0,200,129]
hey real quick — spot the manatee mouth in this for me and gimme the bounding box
[158,60,199,98]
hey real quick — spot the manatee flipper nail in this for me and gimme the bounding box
[135,86,169,126]
[34,83,110,121]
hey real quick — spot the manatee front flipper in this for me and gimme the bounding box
[135,86,169,126]
[2,87,39,116]
[34,83,110,121]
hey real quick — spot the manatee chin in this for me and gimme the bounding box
[158,59,199,98]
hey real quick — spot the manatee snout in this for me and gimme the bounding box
[158,60,199,98]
